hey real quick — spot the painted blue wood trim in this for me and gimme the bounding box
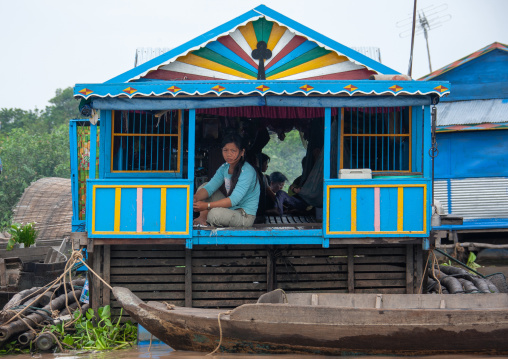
[193,228,322,238]
[106,10,261,83]
[323,107,331,238]
[90,95,440,112]
[433,218,508,231]
[75,81,450,100]
[69,121,80,224]
[89,124,97,180]
[99,111,109,179]
[92,96,265,110]
[193,235,324,246]
[422,105,433,237]
[205,41,258,73]
[254,5,400,75]
[187,109,196,249]
[411,106,421,173]
[72,220,86,232]
[324,178,431,238]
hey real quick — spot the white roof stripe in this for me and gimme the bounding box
[159,61,240,80]
[265,29,295,67]
[230,29,257,63]
[276,61,366,80]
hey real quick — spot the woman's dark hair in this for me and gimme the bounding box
[222,133,247,196]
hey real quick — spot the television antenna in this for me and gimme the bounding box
[397,3,451,74]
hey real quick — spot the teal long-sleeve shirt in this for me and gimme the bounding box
[203,162,260,216]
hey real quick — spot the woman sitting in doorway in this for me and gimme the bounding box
[193,133,260,227]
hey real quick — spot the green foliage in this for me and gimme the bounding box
[47,306,137,351]
[0,306,137,354]
[467,251,481,270]
[0,87,77,226]
[263,130,306,191]
[6,222,38,250]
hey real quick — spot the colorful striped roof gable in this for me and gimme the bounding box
[75,5,450,100]
[419,42,508,81]
[106,5,398,84]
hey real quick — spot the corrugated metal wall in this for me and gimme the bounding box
[435,177,508,219]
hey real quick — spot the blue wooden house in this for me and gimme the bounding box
[421,42,508,240]
[71,5,449,309]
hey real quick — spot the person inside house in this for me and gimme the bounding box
[193,132,260,227]
[266,171,310,215]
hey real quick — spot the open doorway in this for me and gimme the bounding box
[194,106,325,229]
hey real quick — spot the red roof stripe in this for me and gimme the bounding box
[264,35,306,71]
[302,68,377,80]
[143,69,224,81]
[217,35,259,69]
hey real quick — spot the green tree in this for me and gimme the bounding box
[0,108,42,133]
[0,125,70,224]
[42,87,81,131]
[264,130,306,190]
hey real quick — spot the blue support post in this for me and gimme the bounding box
[422,105,432,250]
[187,109,196,249]
[322,107,331,248]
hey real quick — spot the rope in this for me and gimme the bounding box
[430,250,443,294]
[206,310,232,356]
[272,288,288,303]
[418,250,432,294]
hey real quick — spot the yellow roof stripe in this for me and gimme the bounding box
[266,22,287,51]
[177,53,256,80]
[267,53,348,80]
[239,22,258,50]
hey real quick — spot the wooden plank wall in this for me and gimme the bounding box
[94,244,422,317]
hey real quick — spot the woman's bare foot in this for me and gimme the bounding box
[193,214,209,226]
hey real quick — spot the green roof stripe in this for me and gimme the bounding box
[253,17,273,44]
[192,47,258,78]
[266,47,332,77]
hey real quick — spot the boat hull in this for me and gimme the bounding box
[113,287,508,355]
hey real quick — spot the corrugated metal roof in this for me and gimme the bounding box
[420,42,508,81]
[437,99,508,126]
[134,46,382,67]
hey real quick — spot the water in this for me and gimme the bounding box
[2,344,508,359]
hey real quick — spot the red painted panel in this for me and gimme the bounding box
[303,69,376,80]
[217,36,259,69]
[265,35,306,70]
[143,69,224,81]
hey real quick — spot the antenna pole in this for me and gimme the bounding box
[407,0,418,77]
[423,25,433,72]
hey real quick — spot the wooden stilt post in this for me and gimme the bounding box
[406,244,414,294]
[92,246,102,313]
[347,245,355,293]
[266,246,275,292]
[185,248,192,307]
[103,245,111,306]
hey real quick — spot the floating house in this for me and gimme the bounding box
[72,5,449,311]
[421,42,508,241]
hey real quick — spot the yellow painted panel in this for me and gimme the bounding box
[178,53,256,80]
[266,22,286,51]
[114,188,121,232]
[397,187,404,231]
[239,22,257,50]
[160,188,167,233]
[267,53,348,80]
[351,187,357,232]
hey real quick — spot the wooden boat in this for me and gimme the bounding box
[113,287,508,356]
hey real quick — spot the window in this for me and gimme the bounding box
[341,107,411,172]
[111,110,182,173]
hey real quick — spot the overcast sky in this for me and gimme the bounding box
[1,0,506,110]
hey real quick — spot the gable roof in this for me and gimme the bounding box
[108,5,397,84]
[75,5,450,100]
[419,42,508,81]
